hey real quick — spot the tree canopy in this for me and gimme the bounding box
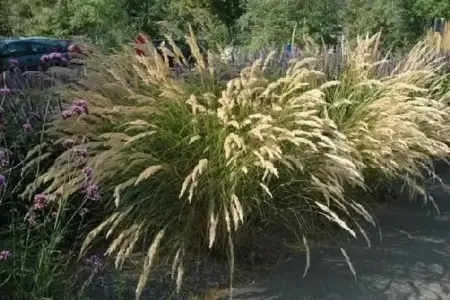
[0,0,447,51]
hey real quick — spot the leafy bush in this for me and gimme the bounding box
[19,31,450,299]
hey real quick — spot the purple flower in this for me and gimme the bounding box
[61,99,89,119]
[33,194,48,210]
[9,59,18,66]
[86,184,101,201]
[71,105,85,115]
[42,51,67,63]
[0,250,11,261]
[81,166,93,189]
[0,149,8,168]
[81,166,100,200]
[72,99,87,107]
[49,52,59,60]
[85,254,104,273]
[82,166,92,179]
[0,88,11,95]
[61,109,74,119]
[72,99,89,114]
[0,174,6,189]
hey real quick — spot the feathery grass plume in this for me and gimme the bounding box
[323,33,450,203]
[425,21,450,52]
[20,30,450,299]
[24,34,368,298]
[135,229,165,300]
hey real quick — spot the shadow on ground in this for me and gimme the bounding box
[232,167,450,300]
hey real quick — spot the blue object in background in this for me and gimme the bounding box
[284,43,292,53]
[434,18,446,35]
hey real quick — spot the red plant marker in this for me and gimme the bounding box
[135,33,150,56]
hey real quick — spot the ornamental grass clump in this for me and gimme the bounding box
[21,30,450,299]
[325,33,450,200]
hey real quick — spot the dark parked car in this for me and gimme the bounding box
[0,37,83,72]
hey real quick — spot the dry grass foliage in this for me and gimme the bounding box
[330,34,450,199]
[426,21,450,52]
[20,29,450,299]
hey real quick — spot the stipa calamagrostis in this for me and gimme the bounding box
[21,31,450,299]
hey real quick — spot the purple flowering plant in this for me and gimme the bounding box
[0,250,11,261]
[0,87,11,95]
[61,99,89,119]
[40,51,69,67]
[0,93,104,297]
[81,166,101,201]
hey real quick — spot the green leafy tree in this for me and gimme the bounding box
[209,0,247,42]
[2,0,450,52]
[122,0,170,37]
[412,0,450,19]
[239,0,344,49]
[0,0,13,36]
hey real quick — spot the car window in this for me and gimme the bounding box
[3,42,28,56]
[29,42,49,54]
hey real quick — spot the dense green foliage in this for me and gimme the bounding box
[0,0,449,50]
